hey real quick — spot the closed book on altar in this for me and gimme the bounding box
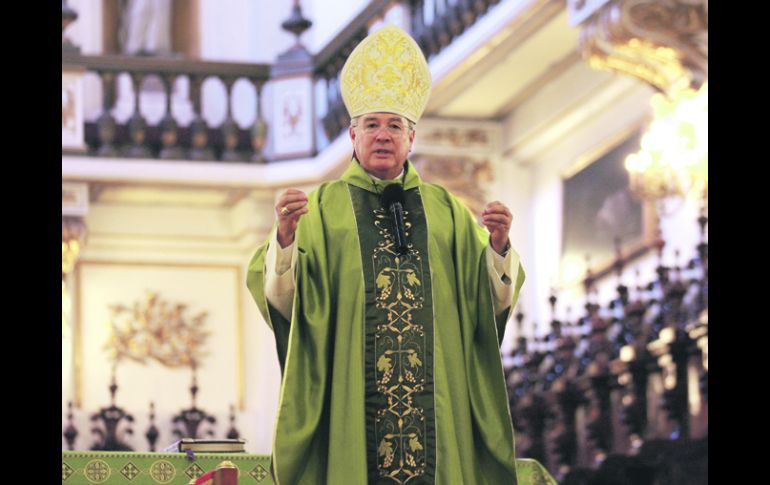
[178,438,246,453]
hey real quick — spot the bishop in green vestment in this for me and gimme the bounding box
[246,25,556,485]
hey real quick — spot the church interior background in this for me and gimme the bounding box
[62,0,707,483]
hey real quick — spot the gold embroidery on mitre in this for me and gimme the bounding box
[341,25,432,123]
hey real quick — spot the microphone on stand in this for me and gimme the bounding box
[381,184,408,254]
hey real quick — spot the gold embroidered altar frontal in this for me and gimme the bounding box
[61,451,273,485]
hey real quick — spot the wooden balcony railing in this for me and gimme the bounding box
[63,0,506,163]
[63,52,270,162]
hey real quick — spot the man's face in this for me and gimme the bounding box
[349,112,416,180]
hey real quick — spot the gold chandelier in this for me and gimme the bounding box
[570,0,708,202]
[624,81,707,201]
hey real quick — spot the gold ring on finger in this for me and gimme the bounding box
[280,206,290,216]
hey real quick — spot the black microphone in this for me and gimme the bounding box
[381,184,408,254]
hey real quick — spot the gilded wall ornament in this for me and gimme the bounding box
[106,290,210,369]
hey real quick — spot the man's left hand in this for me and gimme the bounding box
[482,201,512,255]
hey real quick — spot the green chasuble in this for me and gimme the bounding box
[247,159,556,485]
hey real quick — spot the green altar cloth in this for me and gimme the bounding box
[62,452,555,484]
[62,451,273,484]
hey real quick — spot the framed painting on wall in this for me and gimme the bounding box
[560,125,658,288]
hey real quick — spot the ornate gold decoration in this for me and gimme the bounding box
[149,460,176,484]
[411,155,492,218]
[372,207,427,483]
[106,290,210,369]
[119,462,141,481]
[62,216,87,278]
[573,0,707,93]
[73,262,247,410]
[216,460,238,470]
[341,25,432,123]
[420,127,490,148]
[249,464,270,482]
[184,463,206,480]
[62,461,75,481]
[84,459,111,483]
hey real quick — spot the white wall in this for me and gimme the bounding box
[489,159,534,352]
[65,0,103,55]
[200,0,278,63]
[302,0,369,52]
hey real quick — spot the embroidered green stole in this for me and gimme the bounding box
[348,180,436,484]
